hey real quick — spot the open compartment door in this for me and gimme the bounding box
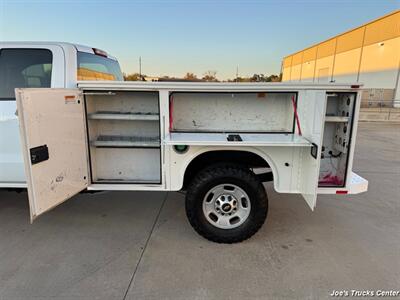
[296,91,326,210]
[298,147,320,210]
[16,88,88,221]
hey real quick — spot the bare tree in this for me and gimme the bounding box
[202,70,218,82]
[184,72,198,81]
[123,73,145,81]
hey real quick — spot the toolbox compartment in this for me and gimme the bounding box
[85,91,161,184]
[170,92,296,133]
[319,92,356,187]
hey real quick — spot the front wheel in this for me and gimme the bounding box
[185,164,268,243]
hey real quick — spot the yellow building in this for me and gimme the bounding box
[282,10,400,106]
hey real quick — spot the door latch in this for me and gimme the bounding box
[310,143,318,159]
[227,134,242,142]
[30,145,49,165]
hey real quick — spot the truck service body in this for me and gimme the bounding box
[0,42,123,188]
[15,81,368,243]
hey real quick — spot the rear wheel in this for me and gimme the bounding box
[185,164,268,243]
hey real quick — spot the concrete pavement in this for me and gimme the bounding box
[0,122,399,299]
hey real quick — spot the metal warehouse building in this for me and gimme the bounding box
[282,10,400,108]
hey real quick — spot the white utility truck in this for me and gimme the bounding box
[0,42,123,187]
[16,82,368,243]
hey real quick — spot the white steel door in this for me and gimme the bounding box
[16,88,88,221]
[296,90,326,210]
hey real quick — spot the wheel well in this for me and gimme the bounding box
[183,150,270,188]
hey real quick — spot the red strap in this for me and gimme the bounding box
[291,95,302,136]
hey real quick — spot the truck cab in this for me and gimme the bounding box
[0,42,123,187]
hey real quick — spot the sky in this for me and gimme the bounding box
[0,0,399,79]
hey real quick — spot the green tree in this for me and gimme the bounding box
[227,73,281,82]
[266,74,280,82]
[123,73,145,81]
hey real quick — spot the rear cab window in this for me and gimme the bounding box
[77,51,123,81]
[0,49,53,100]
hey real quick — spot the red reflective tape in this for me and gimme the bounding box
[336,190,348,194]
[291,95,302,136]
[351,85,360,89]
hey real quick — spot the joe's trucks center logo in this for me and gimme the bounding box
[330,290,400,297]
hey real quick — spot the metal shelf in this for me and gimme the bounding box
[164,132,311,147]
[91,135,160,148]
[88,112,159,121]
[94,178,160,184]
[325,116,349,123]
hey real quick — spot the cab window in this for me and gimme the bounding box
[0,49,53,100]
[77,51,123,81]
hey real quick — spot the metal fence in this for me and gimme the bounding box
[361,99,400,109]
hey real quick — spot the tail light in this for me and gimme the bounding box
[336,190,348,194]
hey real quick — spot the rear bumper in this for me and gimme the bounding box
[317,172,368,194]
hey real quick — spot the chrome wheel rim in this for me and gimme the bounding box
[202,184,251,229]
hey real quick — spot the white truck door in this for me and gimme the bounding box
[16,88,88,221]
[0,45,65,186]
[297,91,326,210]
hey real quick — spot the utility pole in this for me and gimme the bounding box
[139,56,142,80]
[236,66,239,83]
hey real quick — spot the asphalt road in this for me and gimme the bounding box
[0,122,399,299]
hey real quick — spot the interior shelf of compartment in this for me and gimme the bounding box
[85,91,159,115]
[89,147,161,183]
[88,112,159,121]
[95,178,159,184]
[85,91,161,184]
[319,92,355,187]
[92,135,160,148]
[165,132,311,147]
[325,93,352,118]
[324,116,349,122]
